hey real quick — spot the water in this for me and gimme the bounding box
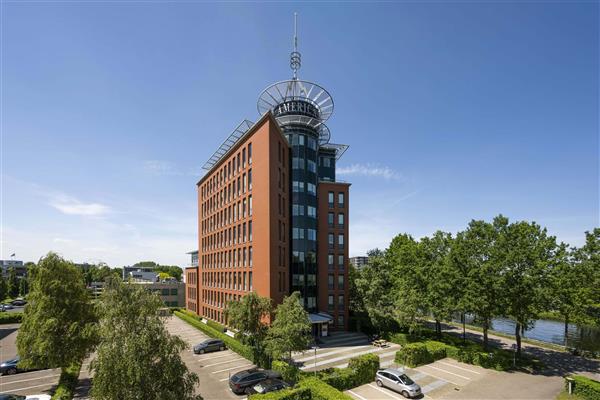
[457,315,600,352]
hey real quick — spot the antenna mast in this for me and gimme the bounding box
[290,12,301,80]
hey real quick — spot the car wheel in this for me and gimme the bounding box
[376,379,383,387]
[401,391,409,398]
[220,346,225,351]
[6,368,17,375]
[199,349,205,354]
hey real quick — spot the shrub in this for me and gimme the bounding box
[298,377,354,400]
[388,333,421,346]
[273,360,302,384]
[0,312,23,324]
[248,386,311,400]
[52,362,81,400]
[425,341,447,360]
[319,367,357,391]
[174,310,253,361]
[348,353,379,386]
[570,375,600,400]
[395,343,433,367]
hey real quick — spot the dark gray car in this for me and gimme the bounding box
[193,339,225,354]
[229,369,282,395]
[375,368,421,398]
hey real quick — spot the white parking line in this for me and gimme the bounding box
[5,382,57,392]
[422,364,471,380]
[212,363,254,374]
[294,344,373,363]
[367,384,405,400]
[347,389,368,400]
[194,352,236,360]
[421,379,448,394]
[437,360,481,374]
[202,358,246,368]
[0,373,60,385]
[416,366,461,386]
[300,346,388,370]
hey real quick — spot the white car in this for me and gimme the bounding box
[0,395,51,400]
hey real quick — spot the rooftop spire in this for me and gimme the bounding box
[290,12,301,80]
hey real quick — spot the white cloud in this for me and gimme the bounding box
[337,163,403,181]
[49,195,111,216]
[53,238,76,245]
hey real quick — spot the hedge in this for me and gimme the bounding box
[0,312,23,324]
[299,377,354,400]
[174,310,253,361]
[248,387,311,400]
[52,362,82,400]
[569,375,600,400]
[347,353,379,386]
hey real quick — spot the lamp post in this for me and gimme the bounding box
[311,344,318,377]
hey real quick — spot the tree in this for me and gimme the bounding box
[572,229,600,326]
[352,249,398,333]
[450,218,505,349]
[265,292,312,360]
[18,277,28,297]
[498,220,557,358]
[7,268,19,299]
[419,231,454,338]
[17,253,96,377]
[90,278,201,400]
[0,275,7,302]
[225,292,272,366]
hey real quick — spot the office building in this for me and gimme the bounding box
[349,256,370,269]
[186,18,350,335]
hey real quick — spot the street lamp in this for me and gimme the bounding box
[311,344,318,377]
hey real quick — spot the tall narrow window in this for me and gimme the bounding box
[338,213,345,227]
[338,192,345,207]
[249,246,253,267]
[248,143,252,164]
[243,173,247,193]
[338,233,345,249]
[242,148,246,167]
[328,192,334,208]
[249,196,253,216]
[249,272,253,290]
[328,212,334,227]
[249,221,253,241]
[248,169,252,190]
[328,234,334,249]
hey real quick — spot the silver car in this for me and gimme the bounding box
[375,368,421,398]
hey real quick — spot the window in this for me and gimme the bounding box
[338,275,345,290]
[307,206,316,218]
[328,254,334,269]
[328,212,334,227]
[292,204,304,216]
[242,148,246,167]
[237,154,240,172]
[328,295,334,309]
[307,160,316,173]
[292,181,305,192]
[338,233,345,249]
[293,228,305,240]
[338,315,344,327]
[249,221,252,241]
[248,143,252,164]
[249,196,253,216]
[338,294,344,309]
[162,288,169,296]
[338,255,345,270]
[249,272,253,290]
[249,246,253,266]
[307,136,316,150]
[338,192,345,207]
[307,183,316,195]
[307,229,316,241]
[328,192,334,208]
[248,169,252,190]
[338,213,345,227]
[170,288,177,295]
[243,198,247,218]
[328,234,334,249]
[328,274,334,290]
[307,296,316,309]
[322,157,331,167]
[243,173,247,193]
[293,251,305,263]
[292,157,303,169]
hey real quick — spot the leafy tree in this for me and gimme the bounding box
[158,272,173,281]
[419,231,454,337]
[226,292,272,366]
[386,234,426,332]
[0,275,7,302]
[17,253,96,377]
[265,292,312,360]
[7,268,19,299]
[450,218,505,349]
[90,278,201,400]
[498,220,557,358]
[18,277,28,297]
[573,228,600,326]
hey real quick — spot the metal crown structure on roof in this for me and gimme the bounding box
[202,120,255,171]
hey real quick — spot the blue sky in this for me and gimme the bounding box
[2,1,598,267]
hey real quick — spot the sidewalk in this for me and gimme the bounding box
[439,322,600,381]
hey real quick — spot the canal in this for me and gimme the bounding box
[458,315,600,352]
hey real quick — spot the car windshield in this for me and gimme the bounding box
[253,382,267,392]
[231,374,244,383]
[400,374,415,385]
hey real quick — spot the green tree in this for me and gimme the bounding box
[498,220,557,358]
[420,231,454,338]
[0,275,7,302]
[7,268,19,299]
[17,253,96,378]
[265,292,312,360]
[572,228,600,326]
[18,277,28,297]
[353,249,400,333]
[386,234,426,332]
[90,278,201,400]
[225,292,272,366]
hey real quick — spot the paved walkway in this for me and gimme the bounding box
[439,321,600,380]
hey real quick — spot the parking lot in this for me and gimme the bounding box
[165,316,255,400]
[347,358,488,400]
[0,323,61,396]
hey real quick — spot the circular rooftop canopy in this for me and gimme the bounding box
[257,79,334,123]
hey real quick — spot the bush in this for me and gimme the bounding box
[52,362,81,400]
[570,375,600,400]
[348,353,379,386]
[248,386,311,400]
[298,377,354,400]
[388,333,421,346]
[319,367,357,391]
[174,310,253,361]
[0,312,23,324]
[273,360,302,383]
[395,343,433,367]
[425,341,447,360]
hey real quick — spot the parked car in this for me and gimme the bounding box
[193,339,226,354]
[0,395,51,400]
[245,378,290,395]
[375,368,421,398]
[229,369,282,394]
[10,300,26,306]
[0,357,37,376]
[1,304,13,310]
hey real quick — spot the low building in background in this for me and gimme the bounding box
[0,260,26,278]
[349,256,370,269]
[131,281,185,307]
[123,265,158,282]
[88,281,104,300]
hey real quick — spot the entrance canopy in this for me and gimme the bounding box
[308,312,333,324]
